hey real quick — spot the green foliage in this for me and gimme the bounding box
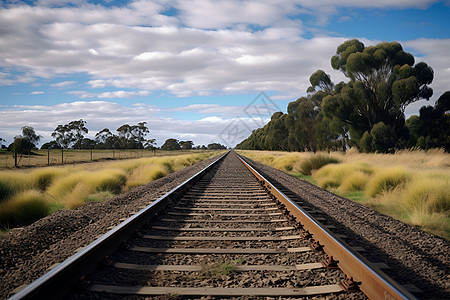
[405,91,450,151]
[300,154,340,175]
[161,138,181,151]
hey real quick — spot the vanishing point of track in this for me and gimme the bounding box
[10,151,416,299]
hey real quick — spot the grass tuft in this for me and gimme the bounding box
[0,172,36,203]
[314,164,349,189]
[29,167,68,191]
[126,164,169,190]
[339,171,369,192]
[0,190,49,227]
[300,154,340,175]
[365,167,412,198]
[402,175,449,213]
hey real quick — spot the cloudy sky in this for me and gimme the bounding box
[1,0,449,148]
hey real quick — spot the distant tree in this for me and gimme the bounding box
[10,126,42,155]
[0,137,5,149]
[131,122,150,149]
[73,138,96,149]
[161,138,181,151]
[180,141,194,150]
[68,119,88,149]
[207,143,227,150]
[95,128,113,149]
[144,138,157,150]
[41,141,62,149]
[9,138,34,155]
[21,126,42,148]
[52,124,74,149]
[116,122,149,149]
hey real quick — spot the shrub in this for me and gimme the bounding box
[272,154,302,172]
[126,164,169,190]
[409,208,449,238]
[365,167,412,198]
[339,171,369,192]
[30,167,68,191]
[300,154,340,175]
[64,182,91,209]
[314,164,349,189]
[402,176,449,213]
[47,172,86,199]
[0,190,49,227]
[89,169,127,194]
[0,172,35,203]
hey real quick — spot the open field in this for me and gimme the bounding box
[0,149,208,169]
[0,150,222,231]
[237,149,450,239]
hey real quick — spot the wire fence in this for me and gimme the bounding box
[0,149,199,169]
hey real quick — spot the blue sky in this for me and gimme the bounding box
[1,0,449,148]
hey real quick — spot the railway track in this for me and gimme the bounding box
[10,151,416,299]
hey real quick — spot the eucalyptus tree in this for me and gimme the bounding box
[324,39,434,152]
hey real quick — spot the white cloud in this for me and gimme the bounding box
[50,80,77,87]
[30,91,44,95]
[0,101,259,147]
[68,90,151,99]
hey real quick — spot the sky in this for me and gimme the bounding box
[1,0,449,148]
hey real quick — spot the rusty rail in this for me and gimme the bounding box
[236,153,416,300]
[9,152,229,300]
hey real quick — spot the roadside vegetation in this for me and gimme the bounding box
[238,149,450,239]
[0,151,220,231]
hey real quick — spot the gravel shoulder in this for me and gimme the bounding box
[240,154,450,300]
[0,155,220,299]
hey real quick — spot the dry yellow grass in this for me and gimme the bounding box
[0,151,220,228]
[239,149,450,239]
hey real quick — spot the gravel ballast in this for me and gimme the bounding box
[1,152,449,299]
[0,155,220,299]
[240,154,450,300]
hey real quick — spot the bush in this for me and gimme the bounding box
[0,172,35,203]
[89,169,127,194]
[314,164,349,189]
[300,154,340,175]
[339,171,369,192]
[126,164,169,190]
[30,167,67,191]
[0,190,49,227]
[402,175,449,213]
[365,167,412,198]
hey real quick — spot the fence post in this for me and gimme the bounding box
[14,149,18,168]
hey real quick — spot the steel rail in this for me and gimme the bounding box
[236,153,416,300]
[9,151,229,300]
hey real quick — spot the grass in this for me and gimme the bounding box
[0,151,220,228]
[0,190,49,228]
[238,149,450,239]
[0,149,212,169]
[365,167,412,198]
[300,154,340,175]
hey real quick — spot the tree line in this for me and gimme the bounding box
[1,120,227,157]
[236,39,449,153]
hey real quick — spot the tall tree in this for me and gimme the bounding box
[180,141,194,150]
[68,119,88,149]
[324,39,434,152]
[52,124,74,149]
[161,138,181,151]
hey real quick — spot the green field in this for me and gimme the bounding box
[238,149,450,240]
